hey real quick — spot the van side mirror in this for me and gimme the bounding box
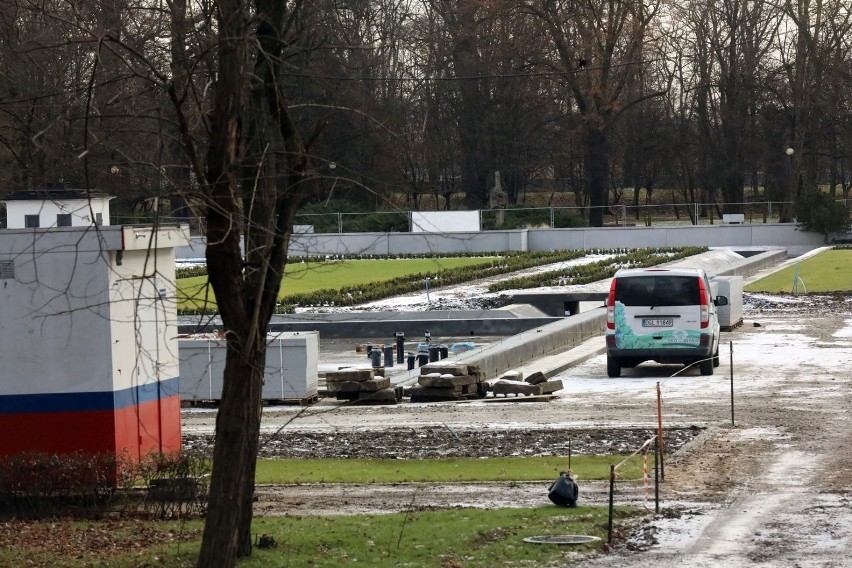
[715,296,729,307]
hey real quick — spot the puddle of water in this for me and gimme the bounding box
[732,427,789,441]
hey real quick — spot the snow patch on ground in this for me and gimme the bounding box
[731,427,789,441]
[833,319,852,337]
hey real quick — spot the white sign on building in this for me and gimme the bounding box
[410,210,481,233]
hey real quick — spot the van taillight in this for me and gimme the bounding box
[697,277,710,328]
[606,279,617,330]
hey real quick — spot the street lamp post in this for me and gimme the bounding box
[779,147,795,223]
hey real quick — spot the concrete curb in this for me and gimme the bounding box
[392,309,606,386]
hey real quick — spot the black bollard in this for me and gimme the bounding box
[395,332,405,364]
[407,352,416,370]
[417,352,429,367]
[439,345,449,359]
[384,345,394,368]
[370,349,381,367]
[429,345,440,362]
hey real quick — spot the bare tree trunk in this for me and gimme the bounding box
[192,2,309,564]
[446,1,490,209]
[193,3,253,565]
[199,340,264,565]
[584,125,609,227]
[531,0,659,228]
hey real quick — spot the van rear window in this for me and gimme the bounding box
[615,276,699,306]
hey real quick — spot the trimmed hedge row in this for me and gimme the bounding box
[271,250,591,311]
[178,250,592,314]
[277,248,705,310]
[486,247,709,292]
[177,251,519,280]
[178,247,709,314]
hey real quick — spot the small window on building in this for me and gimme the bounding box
[57,213,72,227]
[24,215,40,228]
[95,212,103,226]
[0,260,13,279]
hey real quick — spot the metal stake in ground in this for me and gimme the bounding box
[607,464,616,545]
[656,382,665,481]
[730,341,735,426]
[654,437,660,514]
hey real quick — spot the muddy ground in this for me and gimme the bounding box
[182,291,852,566]
[186,427,701,460]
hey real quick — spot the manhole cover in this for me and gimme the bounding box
[523,535,602,545]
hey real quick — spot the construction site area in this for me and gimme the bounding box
[179,247,852,566]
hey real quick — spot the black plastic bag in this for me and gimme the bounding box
[548,471,579,507]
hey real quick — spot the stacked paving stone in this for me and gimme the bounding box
[409,361,486,402]
[324,367,398,404]
[488,370,564,397]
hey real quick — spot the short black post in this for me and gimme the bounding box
[656,382,665,481]
[607,464,616,544]
[384,345,394,367]
[730,341,735,426]
[428,345,439,362]
[407,352,416,370]
[654,438,660,514]
[417,352,429,367]
[439,345,448,359]
[395,332,405,364]
[369,350,381,368]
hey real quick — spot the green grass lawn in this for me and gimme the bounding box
[0,455,653,566]
[745,248,852,293]
[0,506,627,567]
[178,257,495,311]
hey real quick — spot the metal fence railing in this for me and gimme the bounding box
[112,198,851,235]
[293,201,806,234]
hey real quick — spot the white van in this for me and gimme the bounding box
[604,267,728,377]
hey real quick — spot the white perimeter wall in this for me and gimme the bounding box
[525,224,826,251]
[275,224,825,257]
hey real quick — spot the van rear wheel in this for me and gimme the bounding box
[607,355,621,378]
[699,358,714,376]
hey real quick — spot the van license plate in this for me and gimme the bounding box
[642,318,673,327]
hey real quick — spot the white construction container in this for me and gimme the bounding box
[179,332,319,402]
[712,276,744,330]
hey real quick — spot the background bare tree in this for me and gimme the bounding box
[0,0,850,565]
[529,0,663,227]
[166,1,321,564]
